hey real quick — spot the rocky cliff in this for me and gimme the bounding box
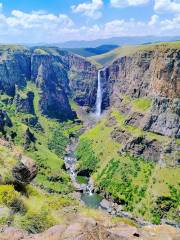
[101,46,180,138]
[0,46,98,121]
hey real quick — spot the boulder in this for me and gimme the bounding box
[13,155,37,184]
[100,199,111,210]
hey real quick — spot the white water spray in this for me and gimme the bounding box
[95,70,102,117]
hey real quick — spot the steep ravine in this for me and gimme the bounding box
[0,43,179,239]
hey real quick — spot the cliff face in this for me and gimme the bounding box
[66,53,98,108]
[0,47,31,96]
[0,46,98,121]
[102,47,180,101]
[101,46,180,138]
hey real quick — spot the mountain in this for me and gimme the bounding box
[89,41,180,67]
[51,36,180,48]
[62,44,119,57]
[0,42,179,238]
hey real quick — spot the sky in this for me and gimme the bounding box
[0,0,180,43]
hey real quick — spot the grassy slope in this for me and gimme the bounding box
[0,82,83,232]
[62,45,119,58]
[76,96,180,224]
[88,41,180,67]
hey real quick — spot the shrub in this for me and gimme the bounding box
[76,139,99,172]
[15,209,56,233]
[0,185,24,212]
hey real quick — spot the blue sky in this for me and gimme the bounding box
[0,0,180,43]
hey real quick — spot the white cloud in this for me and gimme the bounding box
[5,10,73,29]
[111,0,149,8]
[160,14,180,31]
[71,0,103,19]
[148,14,159,26]
[154,0,180,14]
[0,3,179,43]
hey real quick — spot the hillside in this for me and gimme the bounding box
[62,44,119,58]
[76,42,180,224]
[88,42,180,67]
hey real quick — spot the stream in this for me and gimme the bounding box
[64,70,180,228]
[63,137,152,227]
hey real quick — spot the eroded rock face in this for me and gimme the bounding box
[13,155,37,185]
[122,136,161,162]
[0,47,98,121]
[0,47,31,96]
[142,97,180,138]
[102,47,180,105]
[66,53,98,108]
[14,91,35,115]
[23,128,36,150]
[0,110,12,132]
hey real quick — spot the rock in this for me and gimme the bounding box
[102,47,180,107]
[142,97,180,138]
[123,136,161,162]
[125,112,145,127]
[111,127,131,144]
[23,128,36,150]
[12,155,37,184]
[100,199,111,210]
[0,46,31,96]
[0,110,12,132]
[0,46,98,122]
[14,91,35,115]
[108,223,139,240]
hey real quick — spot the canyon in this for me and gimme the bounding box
[0,42,179,239]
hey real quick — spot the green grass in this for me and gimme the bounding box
[0,81,77,194]
[88,41,180,67]
[132,97,152,112]
[112,110,170,143]
[76,176,88,184]
[76,108,179,222]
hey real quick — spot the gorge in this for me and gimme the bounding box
[0,42,179,239]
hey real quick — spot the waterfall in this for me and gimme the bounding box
[86,179,94,196]
[95,70,102,117]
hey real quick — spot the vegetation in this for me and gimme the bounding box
[89,41,180,66]
[76,139,99,172]
[0,81,80,232]
[132,97,152,112]
[76,109,180,223]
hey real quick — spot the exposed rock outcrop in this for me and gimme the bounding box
[13,155,37,185]
[142,97,180,138]
[14,91,35,115]
[23,128,36,150]
[102,47,180,105]
[122,136,161,162]
[0,46,98,121]
[0,110,12,132]
[0,46,31,96]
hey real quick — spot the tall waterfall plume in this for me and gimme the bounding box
[95,70,102,117]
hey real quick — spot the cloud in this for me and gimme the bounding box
[154,0,180,14]
[148,14,159,26]
[71,0,103,19]
[111,0,149,8]
[5,10,73,29]
[160,14,180,31]
[0,3,179,43]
